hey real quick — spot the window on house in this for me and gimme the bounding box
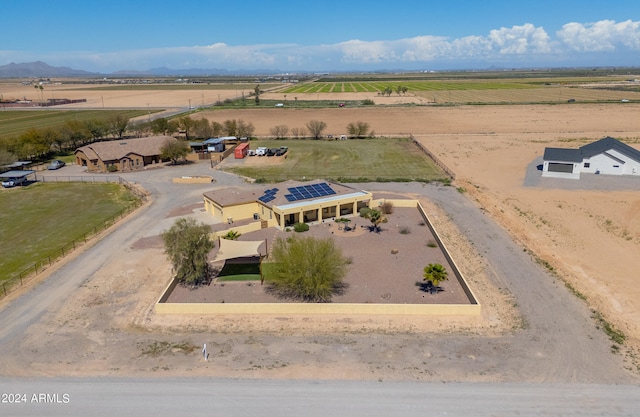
[584,162,590,168]
[613,165,620,168]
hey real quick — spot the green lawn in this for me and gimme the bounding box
[0,182,139,282]
[225,138,448,183]
[217,262,261,281]
[0,110,148,138]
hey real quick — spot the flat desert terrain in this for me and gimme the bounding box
[1,82,639,382]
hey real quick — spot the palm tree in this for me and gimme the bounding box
[423,263,448,292]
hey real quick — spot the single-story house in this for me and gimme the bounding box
[542,137,640,179]
[203,180,372,229]
[75,135,177,172]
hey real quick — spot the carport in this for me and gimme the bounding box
[0,170,35,187]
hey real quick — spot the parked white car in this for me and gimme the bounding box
[255,147,268,156]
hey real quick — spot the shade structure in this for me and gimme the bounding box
[211,239,266,263]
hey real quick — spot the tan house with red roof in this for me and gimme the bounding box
[75,135,177,172]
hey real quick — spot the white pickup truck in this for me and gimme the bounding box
[255,147,268,156]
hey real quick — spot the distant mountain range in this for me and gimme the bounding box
[0,61,98,78]
[0,61,288,78]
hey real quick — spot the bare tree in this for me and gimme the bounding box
[346,121,370,138]
[290,127,306,139]
[254,84,261,105]
[270,125,289,139]
[306,120,327,139]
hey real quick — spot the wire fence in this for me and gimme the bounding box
[0,177,147,299]
[410,135,456,180]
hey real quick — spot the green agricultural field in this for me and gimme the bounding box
[0,110,148,138]
[225,138,447,183]
[280,75,640,104]
[0,182,139,282]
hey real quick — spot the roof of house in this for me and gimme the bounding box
[543,147,583,163]
[75,136,176,162]
[579,136,640,162]
[203,188,264,207]
[543,137,640,163]
[204,180,367,209]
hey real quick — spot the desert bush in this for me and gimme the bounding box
[293,222,309,232]
[380,201,394,214]
[266,236,348,302]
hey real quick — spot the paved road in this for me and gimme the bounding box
[1,378,639,417]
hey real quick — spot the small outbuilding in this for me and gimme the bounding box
[542,137,640,179]
[203,138,225,153]
[1,170,35,187]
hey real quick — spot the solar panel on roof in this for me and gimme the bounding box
[282,183,337,202]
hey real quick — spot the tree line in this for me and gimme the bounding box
[0,114,256,166]
[0,111,373,166]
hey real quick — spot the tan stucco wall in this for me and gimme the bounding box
[203,197,261,223]
[157,197,481,317]
[212,220,275,239]
[155,301,481,316]
[172,176,214,184]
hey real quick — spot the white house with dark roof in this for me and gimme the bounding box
[542,137,640,179]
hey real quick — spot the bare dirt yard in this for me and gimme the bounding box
[1,92,639,383]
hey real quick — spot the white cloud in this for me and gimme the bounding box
[558,19,640,52]
[2,19,639,71]
[487,23,552,54]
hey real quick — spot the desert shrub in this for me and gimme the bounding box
[380,201,394,214]
[266,236,348,302]
[222,230,241,240]
[426,240,438,248]
[293,222,309,232]
[399,226,411,234]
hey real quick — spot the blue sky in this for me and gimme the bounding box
[2,0,639,72]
